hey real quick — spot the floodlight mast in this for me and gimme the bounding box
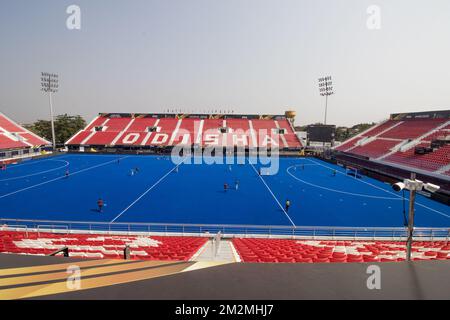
[40,72,59,149]
[318,76,334,125]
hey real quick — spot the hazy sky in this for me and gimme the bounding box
[1,0,449,127]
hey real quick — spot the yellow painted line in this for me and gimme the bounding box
[0,260,175,287]
[0,259,132,277]
[0,262,192,299]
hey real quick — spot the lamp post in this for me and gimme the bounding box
[318,76,334,125]
[40,72,59,149]
[392,173,440,261]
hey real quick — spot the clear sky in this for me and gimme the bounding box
[0,0,449,127]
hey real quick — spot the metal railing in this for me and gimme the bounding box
[1,218,449,241]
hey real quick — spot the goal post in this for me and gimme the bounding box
[346,166,359,178]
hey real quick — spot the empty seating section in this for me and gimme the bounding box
[2,231,450,263]
[362,120,397,136]
[422,125,450,142]
[85,116,108,130]
[0,113,49,150]
[276,119,300,147]
[349,139,400,159]
[335,117,449,174]
[251,119,276,131]
[65,130,93,145]
[175,118,198,145]
[103,118,132,131]
[84,132,120,145]
[380,119,445,139]
[385,143,450,172]
[66,114,302,148]
[335,120,397,151]
[0,134,28,149]
[127,117,158,131]
[227,119,250,131]
[0,116,24,132]
[232,238,450,263]
[0,231,207,261]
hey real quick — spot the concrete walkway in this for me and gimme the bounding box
[194,240,239,262]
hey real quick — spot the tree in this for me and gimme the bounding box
[24,114,86,145]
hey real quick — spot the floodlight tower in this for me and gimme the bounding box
[318,76,334,125]
[40,72,59,149]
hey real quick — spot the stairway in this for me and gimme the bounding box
[194,239,239,262]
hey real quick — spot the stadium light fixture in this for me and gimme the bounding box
[392,173,440,261]
[318,76,334,125]
[40,72,59,149]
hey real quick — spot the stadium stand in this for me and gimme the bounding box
[0,112,50,151]
[334,111,450,177]
[2,230,449,264]
[232,238,450,263]
[0,231,207,261]
[66,113,302,149]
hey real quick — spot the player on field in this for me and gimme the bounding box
[97,198,104,213]
[285,199,291,212]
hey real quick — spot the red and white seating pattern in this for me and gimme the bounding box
[334,120,402,152]
[0,112,50,150]
[232,238,450,263]
[385,143,450,172]
[0,231,207,261]
[335,118,450,174]
[66,114,302,148]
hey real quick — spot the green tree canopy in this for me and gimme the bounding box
[24,114,86,145]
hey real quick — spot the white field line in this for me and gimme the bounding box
[249,163,296,227]
[110,158,187,223]
[307,158,450,220]
[0,160,69,182]
[286,165,399,200]
[0,156,129,199]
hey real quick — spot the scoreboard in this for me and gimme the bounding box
[306,124,336,143]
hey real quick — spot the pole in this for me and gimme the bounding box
[406,173,416,261]
[48,91,56,150]
[324,78,329,125]
[402,189,407,226]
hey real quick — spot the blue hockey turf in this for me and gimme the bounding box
[0,154,448,228]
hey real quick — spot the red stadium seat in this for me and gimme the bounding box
[0,230,207,262]
[0,112,49,151]
[66,114,303,149]
[334,117,449,176]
